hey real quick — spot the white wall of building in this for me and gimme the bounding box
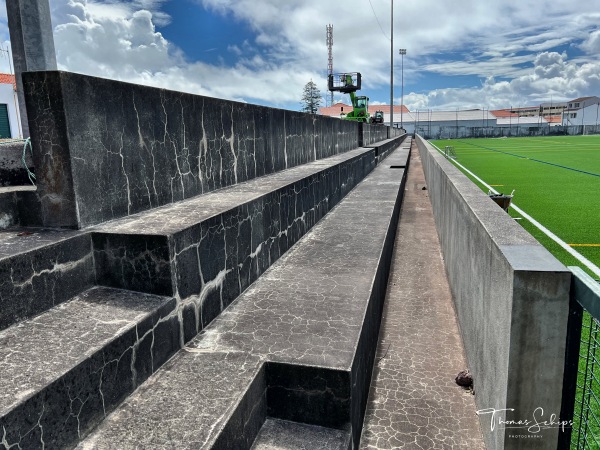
[0,83,22,139]
[563,102,600,126]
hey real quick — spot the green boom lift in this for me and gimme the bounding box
[328,72,370,123]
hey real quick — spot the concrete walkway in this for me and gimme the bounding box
[360,144,485,449]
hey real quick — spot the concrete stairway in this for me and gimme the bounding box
[77,140,411,449]
[0,287,178,449]
[90,147,378,336]
[0,229,94,330]
[0,135,408,449]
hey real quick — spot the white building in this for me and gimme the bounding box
[401,109,498,138]
[562,96,600,126]
[0,74,22,139]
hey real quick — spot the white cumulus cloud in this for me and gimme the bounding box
[404,52,600,111]
[1,0,600,110]
[581,30,600,55]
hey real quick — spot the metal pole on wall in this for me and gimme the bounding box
[6,0,58,138]
[399,48,406,130]
[455,107,458,138]
[390,0,394,131]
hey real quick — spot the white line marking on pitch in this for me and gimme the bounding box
[430,142,600,278]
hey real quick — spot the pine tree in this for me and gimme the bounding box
[300,80,322,114]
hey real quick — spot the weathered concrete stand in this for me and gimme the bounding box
[22,71,395,229]
[0,68,406,449]
[417,135,571,450]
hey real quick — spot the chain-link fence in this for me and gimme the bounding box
[561,268,600,449]
[414,124,600,140]
[571,311,600,449]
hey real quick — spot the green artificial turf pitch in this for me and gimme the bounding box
[431,135,600,271]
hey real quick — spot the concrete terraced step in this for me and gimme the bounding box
[0,229,94,331]
[365,137,405,165]
[77,351,265,450]
[78,146,410,449]
[0,138,401,335]
[251,418,351,450]
[0,286,180,450]
[91,139,404,344]
[0,185,40,229]
[0,142,34,188]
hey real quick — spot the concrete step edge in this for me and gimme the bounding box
[0,286,180,450]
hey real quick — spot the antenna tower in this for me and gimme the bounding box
[326,24,333,107]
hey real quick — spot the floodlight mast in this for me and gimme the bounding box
[390,0,394,129]
[399,48,406,130]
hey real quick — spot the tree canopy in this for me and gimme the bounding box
[300,80,322,114]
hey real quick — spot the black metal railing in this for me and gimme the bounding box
[560,267,600,449]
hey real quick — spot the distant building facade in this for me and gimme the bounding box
[318,95,599,137]
[320,103,410,126]
[562,96,600,126]
[0,73,22,139]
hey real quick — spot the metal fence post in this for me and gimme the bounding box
[558,281,583,449]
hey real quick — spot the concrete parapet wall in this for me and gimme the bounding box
[22,71,392,229]
[0,142,33,186]
[416,135,570,450]
[362,123,391,145]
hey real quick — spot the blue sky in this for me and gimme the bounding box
[1,0,600,111]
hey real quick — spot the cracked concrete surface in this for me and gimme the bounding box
[23,71,363,228]
[251,418,350,449]
[0,230,95,331]
[76,146,408,449]
[0,287,179,450]
[360,145,485,449]
[77,352,265,450]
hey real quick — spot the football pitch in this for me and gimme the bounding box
[431,135,600,277]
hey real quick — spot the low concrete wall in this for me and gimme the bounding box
[362,123,394,145]
[22,71,396,229]
[416,135,571,450]
[0,142,33,186]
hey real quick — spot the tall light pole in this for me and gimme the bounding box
[390,0,394,129]
[399,48,406,130]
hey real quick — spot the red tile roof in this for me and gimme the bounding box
[320,103,410,116]
[490,109,518,118]
[368,105,410,114]
[0,73,16,90]
[320,103,353,116]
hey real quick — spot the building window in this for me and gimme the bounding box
[571,113,577,118]
[575,102,580,108]
[0,104,11,139]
